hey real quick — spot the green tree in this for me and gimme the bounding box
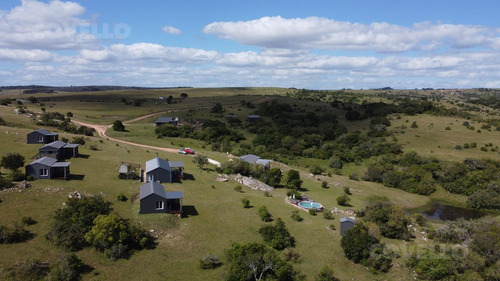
[261,168,282,187]
[258,218,295,250]
[210,103,224,114]
[1,153,25,172]
[112,120,125,131]
[224,242,300,281]
[285,170,302,189]
[340,223,379,263]
[193,154,208,170]
[84,214,132,259]
[364,196,411,239]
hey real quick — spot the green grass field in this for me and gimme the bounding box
[0,88,499,280]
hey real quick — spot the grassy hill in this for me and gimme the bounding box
[0,88,499,280]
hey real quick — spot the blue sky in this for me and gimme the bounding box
[0,0,499,89]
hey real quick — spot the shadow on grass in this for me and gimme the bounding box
[68,174,85,180]
[182,205,199,218]
[78,154,90,159]
[182,173,195,180]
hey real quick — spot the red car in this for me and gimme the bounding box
[183,148,195,154]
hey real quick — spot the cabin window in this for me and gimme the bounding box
[40,169,48,176]
[148,174,154,182]
[155,201,164,210]
[37,136,43,142]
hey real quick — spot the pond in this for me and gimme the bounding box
[417,202,486,221]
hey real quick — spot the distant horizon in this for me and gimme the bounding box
[0,84,486,91]
[0,0,499,89]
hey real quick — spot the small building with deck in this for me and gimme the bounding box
[25,157,70,180]
[38,141,79,160]
[145,157,185,183]
[27,129,59,144]
[139,181,183,214]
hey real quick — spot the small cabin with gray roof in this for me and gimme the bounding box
[155,117,179,127]
[38,141,79,160]
[139,181,183,214]
[145,157,185,183]
[340,217,355,236]
[25,156,70,180]
[27,129,59,144]
[239,154,271,170]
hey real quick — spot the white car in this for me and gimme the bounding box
[178,148,187,154]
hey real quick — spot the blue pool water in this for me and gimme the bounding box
[298,201,322,209]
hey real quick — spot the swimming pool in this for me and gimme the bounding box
[298,201,323,209]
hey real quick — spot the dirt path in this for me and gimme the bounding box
[71,119,179,154]
[71,96,271,161]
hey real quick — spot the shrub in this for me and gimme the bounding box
[336,194,350,206]
[0,223,31,243]
[0,176,13,190]
[309,165,324,175]
[328,156,343,169]
[47,196,112,251]
[5,258,49,280]
[199,254,222,269]
[21,216,36,226]
[234,185,243,193]
[282,247,301,263]
[10,170,26,181]
[344,186,351,195]
[321,181,328,189]
[71,136,85,145]
[263,191,271,197]
[323,210,334,220]
[455,145,462,150]
[349,173,359,181]
[463,143,470,149]
[116,194,128,202]
[46,253,86,281]
[291,210,302,222]
[315,266,340,281]
[66,112,73,117]
[84,214,154,260]
[308,209,316,216]
[241,198,250,208]
[411,121,418,128]
[258,206,272,222]
[445,126,451,130]
[470,142,477,148]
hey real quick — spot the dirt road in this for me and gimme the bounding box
[71,119,179,154]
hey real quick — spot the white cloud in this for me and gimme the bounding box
[0,0,97,50]
[162,25,182,35]
[0,48,55,61]
[203,16,500,53]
